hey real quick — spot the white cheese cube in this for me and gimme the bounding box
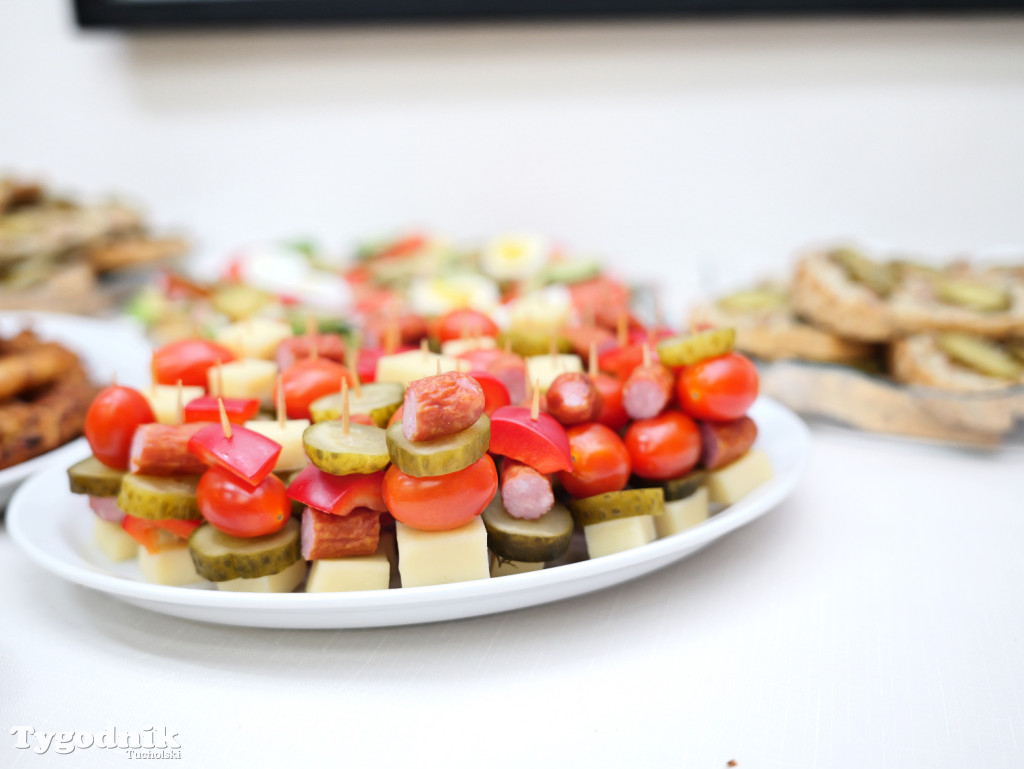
[94,517,139,562]
[440,336,497,357]
[244,418,311,472]
[217,558,307,593]
[396,517,490,588]
[207,358,278,402]
[584,516,656,559]
[306,552,391,593]
[525,354,583,392]
[655,487,709,538]
[216,318,293,360]
[137,545,205,586]
[707,450,774,505]
[143,384,205,425]
[375,349,459,387]
[489,556,545,578]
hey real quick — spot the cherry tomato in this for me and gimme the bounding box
[84,385,156,470]
[122,515,202,554]
[197,465,290,538]
[558,423,631,499]
[591,373,629,431]
[435,309,500,343]
[624,411,701,481]
[598,343,645,381]
[382,454,497,531]
[152,339,236,388]
[676,352,759,422]
[276,358,353,420]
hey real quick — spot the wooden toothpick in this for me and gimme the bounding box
[276,374,286,429]
[530,379,540,422]
[642,343,652,368]
[436,359,442,376]
[340,378,350,435]
[218,398,233,439]
[616,312,628,349]
[215,360,224,398]
[588,340,598,378]
[176,379,184,425]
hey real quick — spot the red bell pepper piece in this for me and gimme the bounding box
[598,343,645,381]
[122,515,202,554]
[187,423,282,488]
[184,396,260,425]
[286,466,386,517]
[488,405,573,474]
[466,370,511,417]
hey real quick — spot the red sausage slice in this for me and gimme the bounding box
[622,363,674,420]
[402,372,485,442]
[545,372,602,426]
[300,506,381,560]
[698,416,758,470]
[129,423,210,476]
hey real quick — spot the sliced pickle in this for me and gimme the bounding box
[302,421,390,475]
[117,474,202,520]
[716,288,788,313]
[385,414,490,478]
[568,488,665,527]
[933,279,1011,313]
[188,518,301,582]
[67,455,126,497]
[656,329,735,367]
[830,247,897,298]
[482,496,574,563]
[309,382,405,427]
[936,333,1022,380]
[503,329,571,357]
[631,470,707,502]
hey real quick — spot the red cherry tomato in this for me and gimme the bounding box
[84,385,156,470]
[382,454,498,531]
[558,423,631,499]
[591,373,629,431]
[435,309,500,343]
[598,343,645,381]
[122,515,202,554]
[196,465,291,538]
[276,358,353,420]
[676,353,759,421]
[152,339,236,388]
[624,411,701,481]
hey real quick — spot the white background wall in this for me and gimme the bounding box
[3,0,1024,317]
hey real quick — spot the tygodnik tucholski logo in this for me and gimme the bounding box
[10,726,181,758]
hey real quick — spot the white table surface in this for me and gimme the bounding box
[2,426,1022,769]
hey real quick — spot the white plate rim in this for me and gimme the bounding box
[7,397,810,623]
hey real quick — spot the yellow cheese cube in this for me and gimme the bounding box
[525,354,583,392]
[207,358,278,402]
[707,450,774,505]
[584,516,656,559]
[244,419,311,472]
[375,349,459,387]
[217,559,307,593]
[305,552,391,593]
[489,556,545,577]
[143,384,206,425]
[440,336,497,357]
[94,517,139,562]
[215,318,293,360]
[396,517,490,588]
[655,487,709,538]
[137,545,205,586]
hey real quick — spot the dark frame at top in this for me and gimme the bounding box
[73,0,1024,28]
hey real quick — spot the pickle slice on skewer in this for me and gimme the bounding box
[309,382,404,427]
[189,518,301,582]
[482,496,573,563]
[656,329,735,367]
[568,488,665,527]
[936,333,1023,380]
[630,469,707,502]
[302,421,390,476]
[385,414,490,478]
[67,455,126,497]
[117,474,202,520]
